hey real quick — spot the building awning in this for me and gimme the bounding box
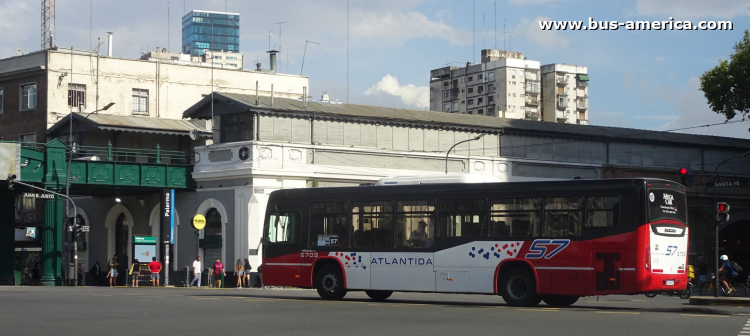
[576,74,590,81]
[47,112,212,138]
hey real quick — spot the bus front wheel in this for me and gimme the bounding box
[315,265,347,300]
[365,290,393,301]
[542,295,580,307]
[499,267,539,307]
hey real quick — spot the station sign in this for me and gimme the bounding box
[192,214,206,230]
[133,236,157,244]
[23,192,55,199]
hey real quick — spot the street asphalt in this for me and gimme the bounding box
[1,286,749,336]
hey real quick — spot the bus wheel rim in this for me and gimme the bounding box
[322,274,338,292]
[507,275,528,300]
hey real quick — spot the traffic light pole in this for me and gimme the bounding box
[7,179,78,285]
[712,150,750,297]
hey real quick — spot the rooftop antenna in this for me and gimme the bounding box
[483,12,486,51]
[494,1,497,49]
[273,21,287,54]
[472,0,475,63]
[211,19,214,122]
[508,31,515,51]
[300,40,320,76]
[346,0,349,103]
[89,0,92,50]
[503,15,506,51]
[41,0,56,49]
[167,2,171,52]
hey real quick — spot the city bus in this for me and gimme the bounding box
[261,178,688,307]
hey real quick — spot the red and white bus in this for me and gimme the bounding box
[261,178,688,307]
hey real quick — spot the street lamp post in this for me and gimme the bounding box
[445,134,485,174]
[712,150,750,297]
[66,102,114,286]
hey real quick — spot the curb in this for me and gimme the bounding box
[688,296,750,306]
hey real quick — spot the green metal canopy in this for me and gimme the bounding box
[576,74,590,81]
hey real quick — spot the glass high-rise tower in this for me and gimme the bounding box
[182,10,240,56]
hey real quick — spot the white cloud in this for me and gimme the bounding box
[655,57,665,62]
[364,75,429,109]
[352,11,470,46]
[517,16,570,50]
[635,0,750,19]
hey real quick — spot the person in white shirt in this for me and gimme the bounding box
[189,256,202,288]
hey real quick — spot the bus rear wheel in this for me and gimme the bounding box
[365,290,393,301]
[315,265,347,300]
[499,267,539,307]
[542,295,580,307]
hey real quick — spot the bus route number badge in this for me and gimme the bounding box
[318,234,338,247]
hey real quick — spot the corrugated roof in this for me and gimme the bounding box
[47,113,211,137]
[182,92,750,149]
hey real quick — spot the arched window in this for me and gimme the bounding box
[205,208,222,236]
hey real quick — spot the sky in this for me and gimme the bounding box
[1,0,749,138]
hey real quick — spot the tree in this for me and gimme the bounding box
[700,30,750,122]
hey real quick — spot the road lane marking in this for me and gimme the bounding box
[681,314,728,318]
[517,308,558,312]
[193,297,219,300]
[595,311,639,315]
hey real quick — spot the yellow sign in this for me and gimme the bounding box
[192,214,206,230]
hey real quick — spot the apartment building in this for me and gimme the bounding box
[429,50,541,120]
[540,64,589,125]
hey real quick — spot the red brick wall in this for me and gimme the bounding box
[0,71,48,143]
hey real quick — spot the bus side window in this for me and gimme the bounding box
[267,212,301,244]
[438,199,487,238]
[352,201,393,249]
[489,198,540,238]
[309,202,350,248]
[543,197,582,237]
[585,196,619,227]
[395,200,435,249]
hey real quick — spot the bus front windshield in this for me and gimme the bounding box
[647,189,687,224]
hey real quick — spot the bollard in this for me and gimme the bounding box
[184,266,189,287]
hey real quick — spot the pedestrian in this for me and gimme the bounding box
[32,263,41,286]
[235,259,244,288]
[243,259,252,288]
[90,261,102,286]
[108,255,119,287]
[213,258,225,288]
[254,265,263,288]
[697,256,709,288]
[129,259,140,287]
[189,256,202,288]
[77,263,83,286]
[148,257,163,287]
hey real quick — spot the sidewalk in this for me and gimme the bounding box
[689,296,750,306]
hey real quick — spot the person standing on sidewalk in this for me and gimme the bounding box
[189,256,202,288]
[243,259,252,288]
[148,257,163,287]
[129,259,140,287]
[90,261,102,286]
[235,259,244,288]
[213,258,225,288]
[108,255,119,287]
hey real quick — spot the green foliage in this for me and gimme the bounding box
[700,30,750,122]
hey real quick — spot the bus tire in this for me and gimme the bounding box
[542,295,580,307]
[365,290,393,301]
[499,267,539,307]
[315,265,347,300]
[644,293,658,298]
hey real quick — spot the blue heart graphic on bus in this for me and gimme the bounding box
[468,242,523,260]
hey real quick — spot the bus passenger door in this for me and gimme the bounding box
[263,211,304,287]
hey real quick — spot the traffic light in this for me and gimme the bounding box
[7,173,15,190]
[679,167,693,187]
[716,202,730,223]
